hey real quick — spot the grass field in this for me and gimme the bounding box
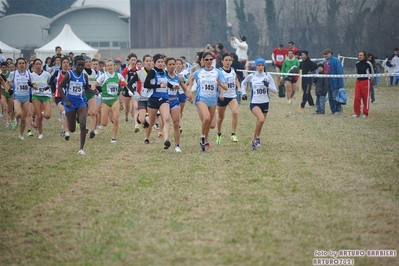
[0,80,398,265]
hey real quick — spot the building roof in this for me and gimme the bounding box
[41,5,129,30]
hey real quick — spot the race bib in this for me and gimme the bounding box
[106,82,119,95]
[69,81,83,96]
[200,78,216,95]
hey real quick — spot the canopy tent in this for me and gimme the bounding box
[0,40,22,61]
[34,24,98,60]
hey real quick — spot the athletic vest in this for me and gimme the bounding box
[12,70,31,96]
[219,67,237,98]
[66,70,85,100]
[31,70,52,97]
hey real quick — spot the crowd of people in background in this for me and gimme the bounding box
[1,40,398,153]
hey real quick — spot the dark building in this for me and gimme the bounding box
[130,0,227,48]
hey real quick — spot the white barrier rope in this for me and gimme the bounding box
[235,69,399,78]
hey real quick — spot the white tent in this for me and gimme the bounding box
[0,40,22,61]
[34,24,98,60]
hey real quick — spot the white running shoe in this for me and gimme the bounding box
[38,134,43,139]
[65,131,70,141]
[111,139,116,143]
[19,135,25,140]
[175,145,182,153]
[78,149,86,155]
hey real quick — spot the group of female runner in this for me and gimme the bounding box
[2,50,276,153]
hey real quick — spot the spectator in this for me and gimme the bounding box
[314,63,329,114]
[299,50,317,108]
[230,35,248,64]
[51,46,64,66]
[353,51,374,118]
[230,52,245,83]
[0,49,6,63]
[381,55,389,86]
[386,48,399,86]
[322,48,344,115]
[215,42,228,68]
[367,52,377,103]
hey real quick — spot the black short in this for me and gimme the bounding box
[121,87,131,97]
[217,97,235,107]
[148,97,169,109]
[250,102,269,113]
[54,97,62,105]
[275,64,282,70]
[285,76,298,83]
[138,100,148,110]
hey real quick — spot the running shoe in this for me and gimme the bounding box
[89,130,96,139]
[251,140,257,150]
[65,132,70,141]
[199,136,206,152]
[19,135,24,140]
[164,139,171,149]
[97,125,102,129]
[255,137,261,148]
[78,149,86,155]
[12,119,17,130]
[179,125,183,134]
[158,132,163,139]
[76,122,80,130]
[175,145,182,153]
[125,116,128,122]
[111,139,116,144]
[5,123,10,128]
[154,123,159,130]
[60,129,65,137]
[144,138,150,144]
[205,143,211,150]
[216,134,222,145]
[134,124,140,133]
[231,135,238,142]
[27,130,33,137]
[38,134,43,139]
[120,104,124,111]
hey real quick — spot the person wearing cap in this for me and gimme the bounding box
[299,50,318,108]
[322,48,344,114]
[240,58,277,150]
[271,44,288,84]
[281,50,300,104]
[230,35,248,64]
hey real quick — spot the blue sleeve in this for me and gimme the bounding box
[217,69,226,83]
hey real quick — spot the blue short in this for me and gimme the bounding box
[63,97,87,113]
[195,95,217,108]
[169,99,180,110]
[14,94,30,104]
[178,93,187,103]
[250,102,269,113]
[147,96,169,110]
[217,97,235,107]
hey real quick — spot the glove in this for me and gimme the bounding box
[96,85,102,93]
[43,86,50,91]
[8,88,13,95]
[242,94,247,101]
[134,92,140,102]
[262,80,269,88]
[128,90,134,97]
[27,80,33,87]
